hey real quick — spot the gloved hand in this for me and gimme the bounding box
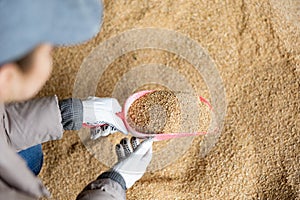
[112,137,153,189]
[82,97,128,138]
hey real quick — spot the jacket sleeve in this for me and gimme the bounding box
[5,95,64,151]
[76,171,126,200]
[5,96,84,151]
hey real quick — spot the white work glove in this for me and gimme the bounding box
[112,137,153,189]
[89,124,119,139]
[82,97,128,138]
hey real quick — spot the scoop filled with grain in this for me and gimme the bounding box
[120,90,210,141]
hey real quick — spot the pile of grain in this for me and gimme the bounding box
[39,0,299,199]
[127,90,180,134]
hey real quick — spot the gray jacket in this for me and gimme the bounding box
[0,96,126,200]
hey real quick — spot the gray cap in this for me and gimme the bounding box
[0,0,103,64]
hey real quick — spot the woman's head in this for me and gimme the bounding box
[0,0,103,102]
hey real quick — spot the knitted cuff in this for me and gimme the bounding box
[97,171,127,190]
[59,98,83,130]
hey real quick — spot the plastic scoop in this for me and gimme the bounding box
[116,90,212,141]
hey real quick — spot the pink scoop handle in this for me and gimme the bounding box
[117,90,211,141]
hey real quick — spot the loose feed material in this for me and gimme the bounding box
[127,90,180,134]
[39,0,300,199]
